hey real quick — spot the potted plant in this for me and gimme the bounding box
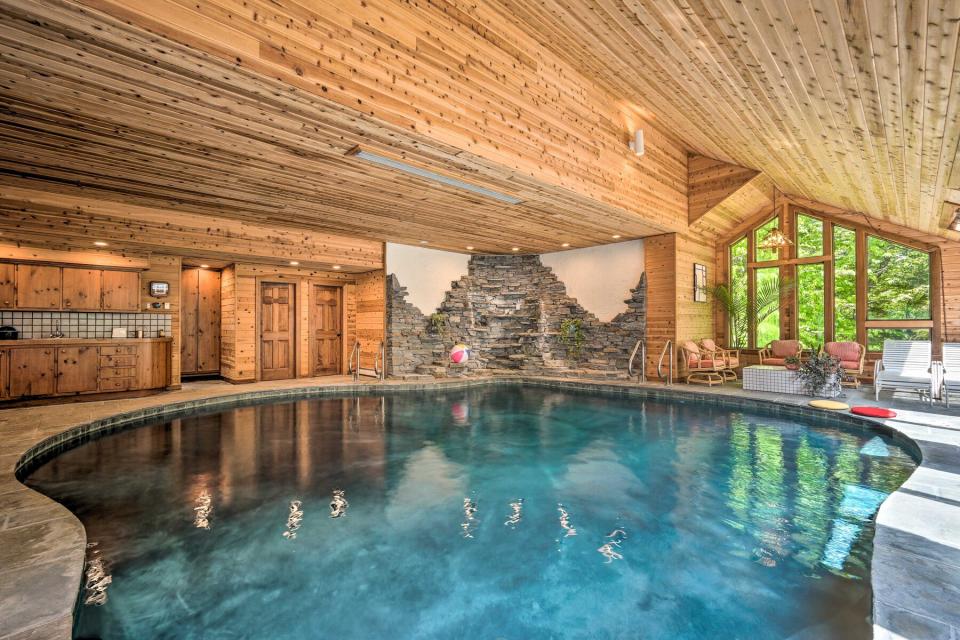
[429,312,448,337]
[793,349,842,397]
[784,355,800,371]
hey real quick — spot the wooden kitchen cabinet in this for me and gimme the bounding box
[15,265,61,309]
[61,268,102,310]
[56,346,100,394]
[134,341,171,390]
[8,347,56,397]
[101,270,140,311]
[0,263,14,309]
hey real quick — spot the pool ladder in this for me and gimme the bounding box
[628,339,673,385]
[628,339,646,383]
[348,340,386,381]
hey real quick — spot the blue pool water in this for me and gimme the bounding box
[25,386,917,639]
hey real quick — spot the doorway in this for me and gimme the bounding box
[259,281,296,381]
[181,267,221,376]
[311,285,342,375]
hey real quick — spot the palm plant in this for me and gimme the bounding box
[712,275,795,348]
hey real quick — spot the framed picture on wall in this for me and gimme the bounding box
[694,264,707,302]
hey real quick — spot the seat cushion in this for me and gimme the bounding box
[771,340,800,357]
[762,357,787,366]
[840,360,861,371]
[809,400,849,410]
[691,359,719,368]
[826,341,863,362]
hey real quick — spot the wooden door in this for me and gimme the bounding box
[312,285,341,375]
[181,268,222,375]
[260,282,296,381]
[0,263,14,309]
[102,270,140,311]
[56,346,99,394]
[9,348,56,397]
[16,264,61,308]
[62,268,102,310]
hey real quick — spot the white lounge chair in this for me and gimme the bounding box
[874,340,935,402]
[941,343,960,407]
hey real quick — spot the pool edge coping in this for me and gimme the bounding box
[2,377,957,640]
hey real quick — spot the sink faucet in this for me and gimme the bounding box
[49,324,64,338]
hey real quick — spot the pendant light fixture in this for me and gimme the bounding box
[758,186,793,250]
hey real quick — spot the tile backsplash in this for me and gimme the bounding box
[0,311,172,339]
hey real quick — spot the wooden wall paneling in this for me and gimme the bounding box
[941,245,960,343]
[342,283,357,375]
[0,263,14,309]
[180,268,199,375]
[15,264,60,308]
[355,270,386,369]
[0,0,690,255]
[643,234,678,380]
[0,187,384,271]
[688,155,759,225]
[219,265,239,381]
[140,255,181,385]
[61,268,102,311]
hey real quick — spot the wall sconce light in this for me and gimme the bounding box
[628,129,644,156]
[950,207,960,231]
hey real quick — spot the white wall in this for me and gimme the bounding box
[386,243,469,314]
[386,240,645,321]
[541,240,644,322]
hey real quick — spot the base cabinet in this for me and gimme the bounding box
[9,348,56,397]
[1,340,171,401]
[56,346,100,394]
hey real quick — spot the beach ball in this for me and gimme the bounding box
[451,402,469,425]
[450,343,470,364]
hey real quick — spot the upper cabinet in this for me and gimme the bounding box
[0,262,141,311]
[101,270,140,311]
[16,264,61,308]
[62,268,103,310]
[0,263,14,309]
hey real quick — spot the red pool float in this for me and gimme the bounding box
[850,406,897,418]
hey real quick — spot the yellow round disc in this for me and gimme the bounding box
[808,399,849,410]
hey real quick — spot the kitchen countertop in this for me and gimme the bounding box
[0,337,172,346]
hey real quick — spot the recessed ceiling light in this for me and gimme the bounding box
[466,246,474,251]
[419,240,429,244]
[289,261,299,266]
[332,265,342,270]
[200,264,210,269]
[561,243,570,248]
[93,241,108,247]
[612,234,621,239]
[511,247,520,252]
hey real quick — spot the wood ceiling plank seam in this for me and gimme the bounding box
[490,0,739,157]
[895,0,928,226]
[0,34,616,212]
[918,1,960,234]
[825,0,903,220]
[609,0,811,177]
[858,0,909,222]
[571,0,768,155]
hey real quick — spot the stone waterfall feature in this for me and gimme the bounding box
[386,254,646,379]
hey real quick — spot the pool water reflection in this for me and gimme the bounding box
[25,387,917,639]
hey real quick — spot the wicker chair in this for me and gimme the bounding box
[759,340,803,366]
[680,340,725,386]
[822,341,866,387]
[701,338,740,380]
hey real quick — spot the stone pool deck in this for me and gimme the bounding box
[1,376,958,640]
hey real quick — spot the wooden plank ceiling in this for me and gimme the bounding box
[0,0,957,255]
[0,0,688,256]
[492,0,960,241]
